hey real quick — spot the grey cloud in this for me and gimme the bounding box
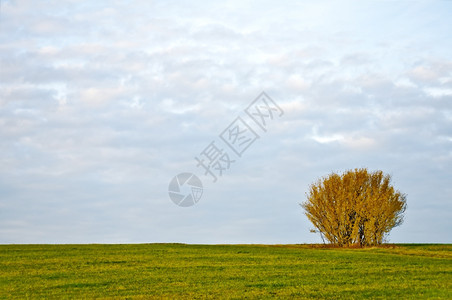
[0,0,451,244]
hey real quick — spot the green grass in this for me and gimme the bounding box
[0,244,451,299]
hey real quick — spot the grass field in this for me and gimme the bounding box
[0,244,451,299]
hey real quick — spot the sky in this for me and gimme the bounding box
[0,0,451,244]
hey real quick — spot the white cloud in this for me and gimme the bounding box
[423,87,452,98]
[78,87,126,107]
[0,0,451,244]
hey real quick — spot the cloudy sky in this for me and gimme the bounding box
[1,0,451,244]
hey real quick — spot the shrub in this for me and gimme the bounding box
[302,168,407,246]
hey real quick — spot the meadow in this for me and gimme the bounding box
[0,243,450,299]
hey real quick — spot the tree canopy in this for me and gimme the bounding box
[302,168,407,247]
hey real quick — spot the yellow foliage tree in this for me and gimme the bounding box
[302,168,407,247]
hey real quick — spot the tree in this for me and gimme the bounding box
[302,168,407,247]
